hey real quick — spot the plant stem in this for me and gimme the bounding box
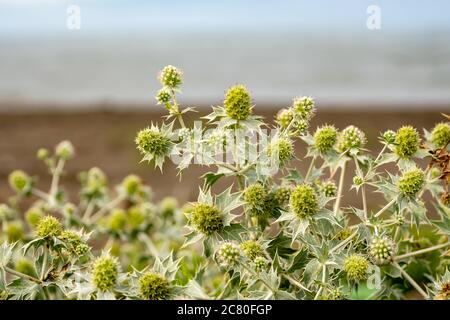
[304,156,316,182]
[282,274,311,292]
[394,242,450,261]
[240,263,275,293]
[334,162,347,215]
[40,247,48,281]
[330,231,358,254]
[353,157,368,220]
[3,266,42,284]
[314,264,327,300]
[138,233,160,258]
[49,158,65,205]
[90,195,125,222]
[32,189,50,201]
[170,89,186,128]
[374,198,396,218]
[392,261,428,299]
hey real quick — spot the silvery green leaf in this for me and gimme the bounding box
[184,280,210,299]
[0,242,15,268]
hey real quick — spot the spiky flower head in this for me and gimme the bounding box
[243,184,267,207]
[321,181,337,197]
[337,125,366,153]
[82,167,108,199]
[394,125,420,158]
[254,257,269,273]
[121,174,142,196]
[5,220,24,243]
[55,140,74,160]
[216,242,241,268]
[139,272,171,300]
[273,186,291,207]
[319,287,344,300]
[158,65,182,88]
[276,108,293,128]
[159,196,178,219]
[382,130,396,144]
[295,118,310,135]
[188,203,223,235]
[240,240,264,260]
[268,137,294,164]
[15,258,36,277]
[25,206,44,228]
[397,168,425,198]
[135,127,172,159]
[36,215,62,238]
[292,96,315,120]
[314,125,338,153]
[290,184,319,219]
[344,255,369,282]
[75,243,90,256]
[37,148,49,160]
[8,170,31,194]
[0,204,14,220]
[224,84,252,120]
[60,230,81,244]
[155,88,171,105]
[92,255,119,292]
[127,206,146,229]
[369,236,395,265]
[431,122,450,148]
[353,176,364,186]
[107,209,127,232]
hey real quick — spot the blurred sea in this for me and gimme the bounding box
[1,0,450,110]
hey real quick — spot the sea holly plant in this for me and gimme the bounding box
[0,66,450,300]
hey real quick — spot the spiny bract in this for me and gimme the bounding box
[290,184,319,219]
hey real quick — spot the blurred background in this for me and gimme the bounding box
[1,0,449,206]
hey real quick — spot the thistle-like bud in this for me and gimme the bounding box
[273,187,291,207]
[254,257,269,273]
[127,206,146,229]
[268,138,294,164]
[397,168,425,198]
[369,236,395,265]
[216,242,241,268]
[60,230,81,244]
[292,96,315,120]
[159,196,178,219]
[240,240,264,260]
[321,181,337,197]
[178,127,191,141]
[394,126,420,158]
[155,88,172,105]
[313,125,338,153]
[276,108,293,128]
[55,140,74,160]
[295,118,310,136]
[121,174,142,197]
[431,122,450,148]
[8,170,31,194]
[381,130,396,144]
[135,127,172,157]
[139,272,171,300]
[0,204,14,220]
[15,258,36,277]
[188,203,224,235]
[243,184,267,207]
[158,65,182,88]
[37,148,49,160]
[5,220,24,243]
[75,243,90,256]
[92,255,119,292]
[36,215,62,238]
[107,209,127,232]
[290,184,319,219]
[24,206,44,228]
[337,125,366,153]
[353,176,364,186]
[344,255,369,282]
[224,84,252,120]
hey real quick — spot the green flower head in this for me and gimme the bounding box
[25,206,44,228]
[188,203,224,235]
[36,216,62,238]
[276,108,293,128]
[344,255,369,282]
[15,258,36,277]
[268,137,294,164]
[158,65,182,88]
[292,96,315,120]
[397,168,425,198]
[75,243,90,256]
[0,204,14,220]
[128,206,146,229]
[8,170,31,194]
[394,125,420,158]
[139,272,171,300]
[60,230,81,244]
[337,125,366,153]
[156,88,171,105]
[55,140,74,160]
[313,125,338,153]
[273,187,291,207]
[243,184,267,207]
[295,118,310,135]
[37,148,49,160]
[369,236,395,265]
[381,130,396,144]
[290,184,319,219]
[216,242,241,268]
[107,209,127,232]
[240,240,264,260]
[121,174,142,196]
[254,257,269,273]
[431,122,450,148]
[159,196,178,219]
[92,255,119,292]
[224,84,252,120]
[5,220,24,243]
[135,127,172,158]
[353,176,364,186]
[321,181,337,197]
